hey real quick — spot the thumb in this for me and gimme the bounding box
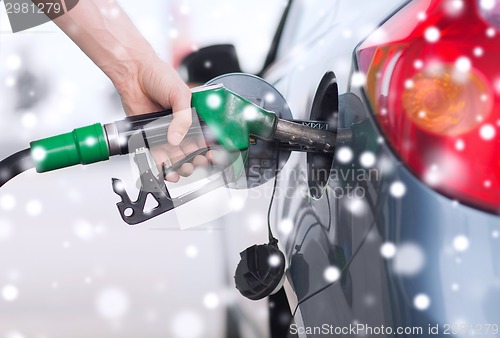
[143,64,193,146]
[167,84,192,146]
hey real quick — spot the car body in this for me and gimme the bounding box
[258,0,500,337]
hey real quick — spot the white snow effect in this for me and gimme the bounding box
[424,27,441,43]
[451,283,460,291]
[203,293,220,309]
[417,11,427,21]
[268,254,281,267]
[58,98,75,114]
[474,47,484,57]
[390,181,406,198]
[169,28,179,39]
[360,151,376,168]
[444,0,464,15]
[179,4,190,15]
[278,219,294,235]
[486,27,496,37]
[377,156,395,175]
[62,241,70,249]
[170,310,204,338]
[451,0,464,10]
[0,220,12,241]
[484,180,492,188]
[370,28,387,44]
[453,235,469,252]
[455,139,465,151]
[405,79,415,89]
[424,165,442,186]
[73,220,95,241]
[247,214,265,232]
[364,294,376,306]
[31,147,47,162]
[96,287,130,319]
[26,200,42,216]
[230,195,246,211]
[109,6,120,18]
[185,245,199,258]
[413,293,431,310]
[324,266,341,283]
[492,230,500,239]
[342,29,353,39]
[21,112,38,129]
[5,76,16,88]
[6,54,22,71]
[346,197,367,216]
[380,242,397,259]
[5,331,25,338]
[113,181,125,193]
[414,59,424,69]
[1,194,16,211]
[480,124,496,140]
[455,57,471,72]
[243,106,259,120]
[350,72,366,87]
[393,243,425,276]
[480,0,496,10]
[265,92,276,103]
[84,136,97,147]
[2,284,19,302]
[336,147,353,164]
[204,60,212,69]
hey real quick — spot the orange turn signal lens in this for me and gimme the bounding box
[402,66,492,136]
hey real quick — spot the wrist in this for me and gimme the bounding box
[105,47,156,94]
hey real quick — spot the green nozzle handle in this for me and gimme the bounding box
[30,123,110,173]
[192,85,277,151]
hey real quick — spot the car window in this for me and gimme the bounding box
[276,0,340,60]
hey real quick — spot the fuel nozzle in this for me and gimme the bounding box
[190,83,336,154]
[29,83,335,174]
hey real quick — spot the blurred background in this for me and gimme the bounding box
[0,1,287,337]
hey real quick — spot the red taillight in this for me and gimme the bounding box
[357,0,500,212]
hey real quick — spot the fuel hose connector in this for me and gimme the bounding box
[30,123,110,173]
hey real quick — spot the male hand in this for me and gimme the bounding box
[117,57,192,146]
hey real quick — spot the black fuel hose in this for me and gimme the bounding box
[0,148,34,188]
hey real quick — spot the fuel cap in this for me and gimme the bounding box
[234,242,286,300]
